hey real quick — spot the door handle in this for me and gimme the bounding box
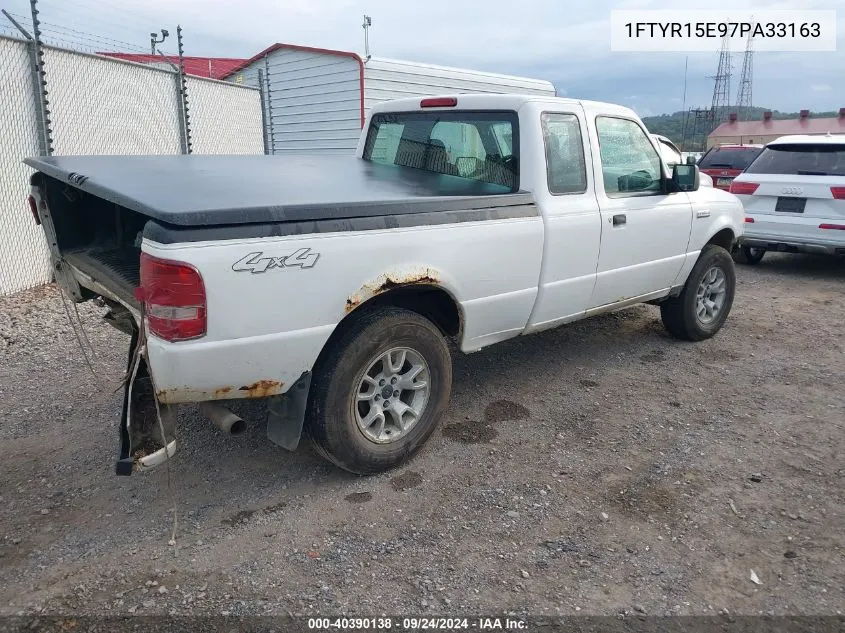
[612,214,627,226]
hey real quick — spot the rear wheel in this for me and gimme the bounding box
[661,244,736,341]
[306,306,452,474]
[732,244,766,265]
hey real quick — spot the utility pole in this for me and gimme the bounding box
[708,35,732,130]
[735,22,754,121]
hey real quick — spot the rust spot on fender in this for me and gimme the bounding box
[238,379,283,398]
[345,268,441,313]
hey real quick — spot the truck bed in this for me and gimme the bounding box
[25,154,533,227]
[64,247,140,305]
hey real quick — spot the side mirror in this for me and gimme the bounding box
[672,163,699,192]
[686,155,697,165]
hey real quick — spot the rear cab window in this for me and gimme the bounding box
[542,113,588,194]
[362,111,520,191]
[699,147,762,170]
[744,143,845,176]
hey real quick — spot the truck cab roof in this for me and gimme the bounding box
[366,93,639,119]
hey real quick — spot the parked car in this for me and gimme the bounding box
[729,134,845,264]
[652,135,713,187]
[25,94,744,476]
[699,144,764,191]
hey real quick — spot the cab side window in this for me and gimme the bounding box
[542,113,587,194]
[596,117,662,196]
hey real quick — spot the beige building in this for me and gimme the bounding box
[707,108,845,148]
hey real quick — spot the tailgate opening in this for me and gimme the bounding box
[34,172,150,306]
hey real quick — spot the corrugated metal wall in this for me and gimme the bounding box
[235,49,362,154]
[363,57,557,115]
[230,46,558,155]
[0,35,264,296]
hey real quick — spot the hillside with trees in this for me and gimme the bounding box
[642,107,841,150]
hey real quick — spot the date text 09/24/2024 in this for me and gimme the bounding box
[307,617,528,630]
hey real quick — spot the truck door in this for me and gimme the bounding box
[525,110,602,332]
[588,115,693,309]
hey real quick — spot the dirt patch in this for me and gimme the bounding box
[221,509,256,527]
[580,380,600,388]
[639,349,666,363]
[263,502,287,515]
[442,420,498,444]
[345,492,372,504]
[390,471,423,491]
[483,399,530,423]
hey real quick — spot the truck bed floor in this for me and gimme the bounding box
[64,247,140,305]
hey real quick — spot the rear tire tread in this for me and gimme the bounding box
[305,305,452,475]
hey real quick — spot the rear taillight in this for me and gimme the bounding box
[729,181,759,195]
[139,253,206,342]
[420,97,457,108]
[27,195,40,226]
[819,223,845,230]
[745,217,755,223]
[831,187,845,200]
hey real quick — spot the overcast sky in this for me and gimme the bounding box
[2,0,843,116]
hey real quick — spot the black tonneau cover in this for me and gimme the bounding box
[24,154,533,227]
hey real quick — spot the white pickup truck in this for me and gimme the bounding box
[26,94,744,476]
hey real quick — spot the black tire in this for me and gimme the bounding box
[732,244,766,265]
[661,244,736,341]
[305,306,452,474]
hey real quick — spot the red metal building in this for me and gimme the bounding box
[97,53,247,80]
[708,108,845,148]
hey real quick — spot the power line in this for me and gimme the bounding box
[35,0,178,53]
[4,9,171,54]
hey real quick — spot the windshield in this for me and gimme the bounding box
[744,143,845,176]
[699,147,762,170]
[362,111,519,190]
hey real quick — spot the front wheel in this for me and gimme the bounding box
[732,244,766,265]
[661,244,736,341]
[305,306,452,474]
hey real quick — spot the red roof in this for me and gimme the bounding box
[98,53,247,79]
[218,42,363,80]
[710,116,845,138]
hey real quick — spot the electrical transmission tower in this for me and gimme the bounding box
[735,27,754,121]
[708,36,732,130]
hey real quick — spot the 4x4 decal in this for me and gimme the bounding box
[232,248,320,274]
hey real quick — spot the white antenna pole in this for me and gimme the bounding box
[362,15,372,60]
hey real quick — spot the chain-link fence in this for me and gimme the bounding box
[0,35,52,296]
[0,28,264,296]
[186,76,265,155]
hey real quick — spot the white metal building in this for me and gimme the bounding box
[222,43,557,154]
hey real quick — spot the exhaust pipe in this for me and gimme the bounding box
[199,402,246,435]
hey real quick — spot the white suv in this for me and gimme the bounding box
[730,134,845,264]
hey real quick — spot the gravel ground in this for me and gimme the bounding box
[1,253,843,618]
